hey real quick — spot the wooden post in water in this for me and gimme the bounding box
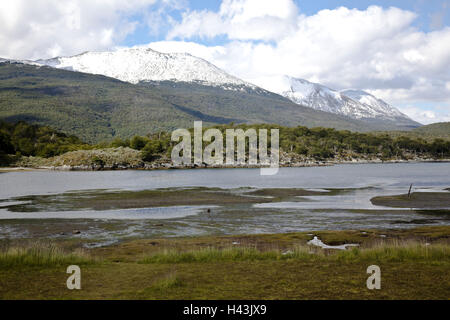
[408,184,413,198]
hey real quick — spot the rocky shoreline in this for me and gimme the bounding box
[2,157,449,172]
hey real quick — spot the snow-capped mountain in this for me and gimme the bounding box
[279,76,414,122]
[4,48,417,126]
[341,89,406,118]
[36,48,258,91]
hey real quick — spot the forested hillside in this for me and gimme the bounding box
[412,122,450,139]
[0,62,413,144]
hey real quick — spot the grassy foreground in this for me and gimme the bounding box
[0,227,449,300]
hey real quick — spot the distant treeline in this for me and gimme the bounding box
[104,124,450,161]
[0,121,90,161]
[275,125,450,159]
[1,121,449,166]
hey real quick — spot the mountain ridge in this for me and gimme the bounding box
[0,62,394,143]
[36,47,264,92]
[278,76,419,127]
[3,48,421,130]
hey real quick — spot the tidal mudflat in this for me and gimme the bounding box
[0,186,448,241]
[0,163,449,242]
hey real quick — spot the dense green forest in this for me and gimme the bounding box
[0,121,90,163]
[96,123,450,162]
[1,121,449,167]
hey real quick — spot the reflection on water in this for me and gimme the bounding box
[0,163,448,240]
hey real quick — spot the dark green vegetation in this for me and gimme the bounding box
[371,192,450,208]
[0,121,90,164]
[412,122,450,139]
[381,122,450,141]
[0,62,418,144]
[104,124,450,161]
[2,121,449,167]
[0,227,449,299]
[0,62,186,143]
[272,124,450,160]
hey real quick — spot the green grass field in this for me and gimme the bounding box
[0,227,449,300]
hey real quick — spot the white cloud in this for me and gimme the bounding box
[398,106,450,124]
[0,0,162,60]
[168,0,298,41]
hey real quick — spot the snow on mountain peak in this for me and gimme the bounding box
[37,47,256,90]
[340,89,405,117]
[279,76,412,122]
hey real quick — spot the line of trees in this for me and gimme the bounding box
[0,121,90,163]
[103,124,450,161]
[276,126,450,160]
[1,121,449,166]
